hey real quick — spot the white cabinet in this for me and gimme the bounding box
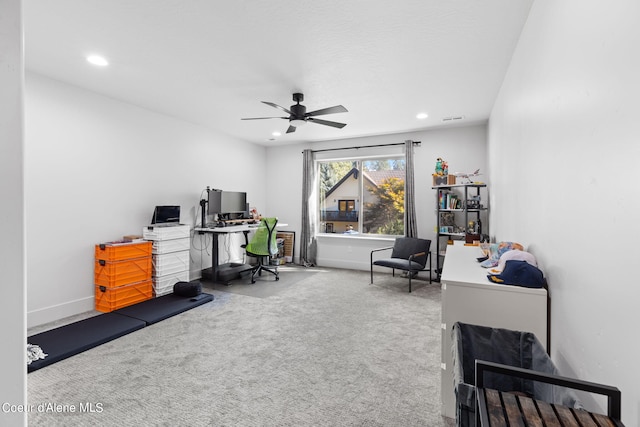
[143,224,191,296]
[439,243,548,419]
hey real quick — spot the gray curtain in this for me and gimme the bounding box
[300,149,317,266]
[404,140,418,237]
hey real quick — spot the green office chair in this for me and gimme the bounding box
[244,217,280,283]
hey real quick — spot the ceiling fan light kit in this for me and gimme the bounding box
[241,92,348,134]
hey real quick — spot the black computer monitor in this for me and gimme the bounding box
[208,191,247,217]
[151,205,181,224]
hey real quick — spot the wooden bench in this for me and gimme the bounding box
[475,360,625,427]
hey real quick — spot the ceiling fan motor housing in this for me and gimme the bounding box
[290,103,306,119]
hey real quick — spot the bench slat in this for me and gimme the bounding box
[573,409,598,427]
[517,395,544,427]
[554,404,580,427]
[502,392,526,427]
[535,400,562,427]
[591,412,618,427]
[485,388,506,426]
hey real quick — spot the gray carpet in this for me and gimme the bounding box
[205,265,319,298]
[28,267,453,426]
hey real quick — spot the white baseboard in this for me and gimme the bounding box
[28,295,95,329]
[315,257,370,271]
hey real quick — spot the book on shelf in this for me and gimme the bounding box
[438,190,462,210]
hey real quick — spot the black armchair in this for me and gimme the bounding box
[370,237,432,292]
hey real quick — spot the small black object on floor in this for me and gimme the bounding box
[173,280,202,297]
[27,292,214,373]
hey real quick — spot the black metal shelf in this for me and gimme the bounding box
[434,183,488,279]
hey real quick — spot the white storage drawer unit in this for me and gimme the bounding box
[152,250,189,277]
[143,224,191,297]
[152,237,190,254]
[439,243,548,419]
[143,224,190,241]
[152,270,190,297]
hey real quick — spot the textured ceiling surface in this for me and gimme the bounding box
[25,0,533,145]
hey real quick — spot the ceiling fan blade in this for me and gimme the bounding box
[286,125,297,134]
[306,105,348,117]
[307,117,347,129]
[262,101,293,115]
[241,117,288,120]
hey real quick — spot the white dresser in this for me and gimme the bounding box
[439,243,548,418]
[143,224,191,296]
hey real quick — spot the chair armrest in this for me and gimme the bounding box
[370,246,394,254]
[408,251,427,261]
[408,251,429,271]
[475,360,622,419]
[371,246,394,267]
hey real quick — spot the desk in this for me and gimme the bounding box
[195,223,288,284]
[195,225,257,284]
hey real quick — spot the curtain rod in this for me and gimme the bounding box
[304,140,421,154]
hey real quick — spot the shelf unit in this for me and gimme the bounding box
[432,183,488,279]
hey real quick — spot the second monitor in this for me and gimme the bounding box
[208,190,247,219]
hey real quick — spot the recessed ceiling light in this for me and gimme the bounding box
[416,112,428,119]
[272,131,281,137]
[86,55,109,67]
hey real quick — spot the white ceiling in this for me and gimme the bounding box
[24,0,533,146]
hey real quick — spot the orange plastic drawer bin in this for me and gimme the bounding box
[95,280,153,313]
[94,257,152,288]
[95,241,152,262]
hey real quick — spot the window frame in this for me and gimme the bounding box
[317,153,406,237]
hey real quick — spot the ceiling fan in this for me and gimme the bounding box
[241,93,348,134]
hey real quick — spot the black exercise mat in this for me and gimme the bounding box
[113,292,213,325]
[28,312,146,373]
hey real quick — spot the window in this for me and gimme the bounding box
[338,200,355,212]
[318,157,406,235]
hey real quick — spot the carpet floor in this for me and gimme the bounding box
[28,266,454,426]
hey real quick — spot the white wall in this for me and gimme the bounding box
[488,0,640,424]
[25,73,267,327]
[265,124,487,270]
[0,0,26,424]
